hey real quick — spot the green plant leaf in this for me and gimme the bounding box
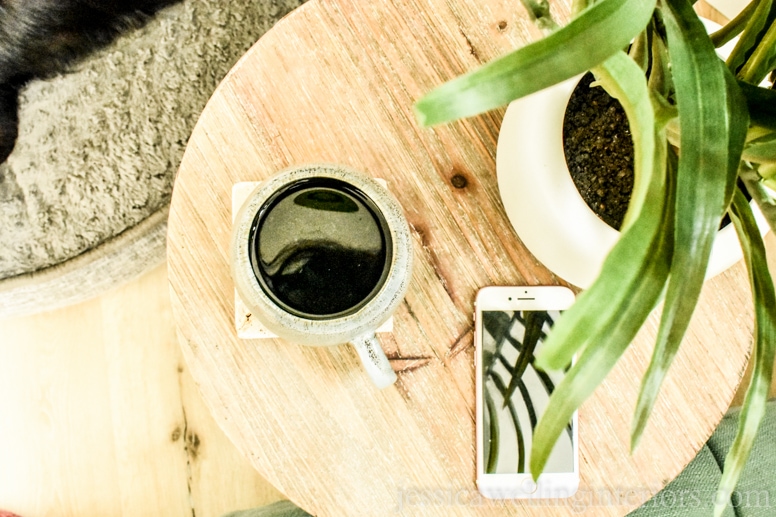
[647,18,673,98]
[413,0,656,126]
[738,14,776,83]
[518,0,558,31]
[726,0,775,76]
[630,0,749,449]
[743,131,776,163]
[710,0,759,48]
[714,188,776,517]
[629,26,651,73]
[592,51,656,231]
[739,80,776,130]
[533,51,661,371]
[741,165,776,237]
[530,137,674,480]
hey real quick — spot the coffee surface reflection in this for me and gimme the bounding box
[250,178,391,318]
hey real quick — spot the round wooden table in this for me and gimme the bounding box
[167,0,753,515]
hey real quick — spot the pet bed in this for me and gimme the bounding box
[0,0,305,318]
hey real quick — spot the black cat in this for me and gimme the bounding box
[0,0,180,163]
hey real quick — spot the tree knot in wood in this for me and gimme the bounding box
[171,426,182,442]
[497,21,507,31]
[186,432,201,459]
[451,174,468,189]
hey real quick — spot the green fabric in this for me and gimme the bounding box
[627,444,735,516]
[705,403,776,516]
[629,400,776,516]
[221,500,312,517]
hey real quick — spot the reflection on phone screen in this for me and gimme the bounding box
[481,310,574,474]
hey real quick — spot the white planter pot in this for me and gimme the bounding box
[496,74,771,289]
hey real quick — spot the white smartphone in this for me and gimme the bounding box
[475,285,579,499]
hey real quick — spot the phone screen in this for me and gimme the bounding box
[480,309,574,475]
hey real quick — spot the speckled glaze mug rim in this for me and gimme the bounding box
[231,163,413,347]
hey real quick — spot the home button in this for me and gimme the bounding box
[521,478,539,494]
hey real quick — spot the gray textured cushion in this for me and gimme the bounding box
[0,0,305,317]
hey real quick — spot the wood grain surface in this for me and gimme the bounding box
[167,1,754,515]
[0,264,283,517]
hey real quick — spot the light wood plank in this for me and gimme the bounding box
[0,263,282,517]
[0,291,125,516]
[180,344,285,517]
[98,265,192,517]
[704,0,748,20]
[695,1,731,25]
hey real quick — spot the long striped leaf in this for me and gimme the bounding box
[530,55,673,471]
[726,0,774,75]
[594,53,656,231]
[743,132,776,164]
[630,0,749,449]
[710,0,759,48]
[530,144,674,478]
[737,11,776,83]
[413,0,656,126]
[738,80,776,130]
[533,51,658,370]
[714,189,776,517]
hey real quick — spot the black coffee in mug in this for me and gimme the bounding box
[249,177,393,319]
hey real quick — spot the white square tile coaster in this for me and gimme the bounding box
[232,181,393,339]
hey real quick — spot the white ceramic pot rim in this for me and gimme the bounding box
[231,164,413,346]
[496,75,771,289]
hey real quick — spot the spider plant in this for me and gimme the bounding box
[414,0,776,514]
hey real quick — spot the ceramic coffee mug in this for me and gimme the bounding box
[231,164,413,389]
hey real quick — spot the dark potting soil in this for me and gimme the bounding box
[563,72,634,230]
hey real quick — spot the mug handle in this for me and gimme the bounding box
[351,333,397,389]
